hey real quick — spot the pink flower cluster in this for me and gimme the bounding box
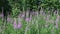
[25,17,31,22]
[13,19,22,29]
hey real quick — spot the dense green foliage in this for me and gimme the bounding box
[0,0,60,11]
[0,0,60,16]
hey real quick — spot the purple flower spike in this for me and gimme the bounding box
[21,14,25,18]
[7,18,11,22]
[13,24,17,29]
[13,19,22,29]
[13,23,17,29]
[55,24,58,29]
[25,18,31,22]
[17,23,22,28]
[13,19,17,29]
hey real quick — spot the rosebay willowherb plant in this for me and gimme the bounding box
[13,18,17,29]
[17,23,22,28]
[25,17,31,22]
[13,18,22,29]
[55,12,59,29]
[0,11,60,34]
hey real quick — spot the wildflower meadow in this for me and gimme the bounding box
[0,0,60,34]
